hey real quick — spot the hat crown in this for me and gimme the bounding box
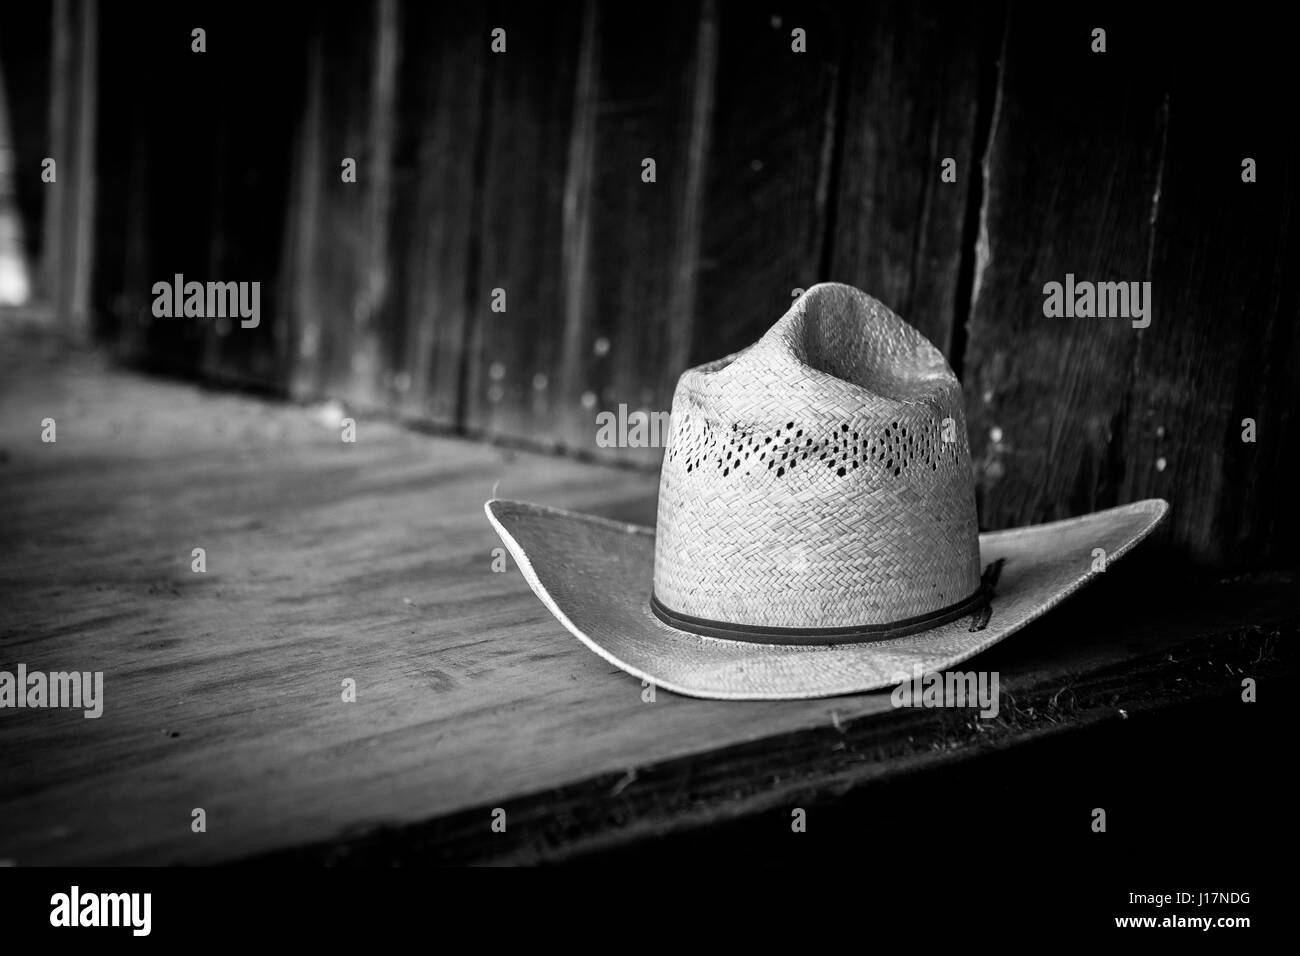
[652,283,981,631]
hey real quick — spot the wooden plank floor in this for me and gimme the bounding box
[0,321,1295,865]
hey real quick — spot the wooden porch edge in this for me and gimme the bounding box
[237,606,1295,866]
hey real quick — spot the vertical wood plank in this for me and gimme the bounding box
[689,0,843,367]
[556,0,600,439]
[42,0,98,335]
[343,0,399,408]
[196,2,308,389]
[961,4,1168,531]
[98,0,220,371]
[287,1,382,402]
[380,0,486,426]
[89,1,303,381]
[285,18,326,398]
[829,0,993,356]
[464,0,720,465]
[462,0,584,446]
[87,0,143,342]
[556,0,716,465]
[1117,19,1300,568]
[68,0,95,328]
[41,0,69,314]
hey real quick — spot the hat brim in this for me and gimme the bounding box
[484,498,1169,700]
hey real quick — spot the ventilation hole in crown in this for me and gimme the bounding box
[673,411,965,484]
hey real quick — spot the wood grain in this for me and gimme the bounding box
[253,618,1296,865]
[828,0,993,356]
[1,328,1294,864]
[554,0,715,465]
[961,4,1168,531]
[287,1,386,406]
[961,6,1300,570]
[690,0,843,367]
[40,0,96,336]
[1116,19,1300,569]
[380,0,488,427]
[464,0,716,467]
[461,0,585,448]
[0,334,875,864]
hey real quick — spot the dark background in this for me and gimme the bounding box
[2,0,1297,574]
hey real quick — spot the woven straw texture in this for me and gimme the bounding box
[654,283,980,628]
[485,498,1168,700]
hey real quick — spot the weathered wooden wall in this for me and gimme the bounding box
[3,0,1296,570]
[961,5,1300,569]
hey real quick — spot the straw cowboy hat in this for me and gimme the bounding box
[485,283,1168,700]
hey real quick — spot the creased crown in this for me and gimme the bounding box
[652,283,981,630]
